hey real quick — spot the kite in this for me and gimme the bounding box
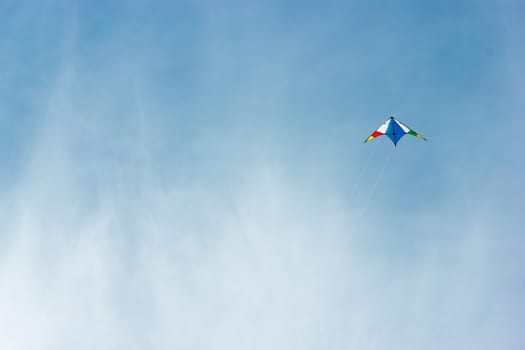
[364,116,427,146]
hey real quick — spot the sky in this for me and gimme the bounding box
[0,1,524,349]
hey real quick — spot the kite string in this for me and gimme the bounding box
[358,147,395,218]
[348,145,377,201]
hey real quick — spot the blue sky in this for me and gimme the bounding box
[0,1,524,349]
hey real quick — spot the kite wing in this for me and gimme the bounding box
[364,116,427,146]
[364,118,391,143]
[394,118,427,141]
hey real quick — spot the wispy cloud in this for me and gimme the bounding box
[0,1,523,349]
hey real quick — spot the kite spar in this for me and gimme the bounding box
[364,116,427,146]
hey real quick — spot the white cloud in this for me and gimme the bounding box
[1,2,524,349]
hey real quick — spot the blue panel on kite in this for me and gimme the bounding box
[391,120,406,144]
[386,120,396,144]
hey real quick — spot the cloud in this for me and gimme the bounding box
[0,1,524,349]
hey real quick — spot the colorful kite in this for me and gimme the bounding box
[364,116,427,146]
